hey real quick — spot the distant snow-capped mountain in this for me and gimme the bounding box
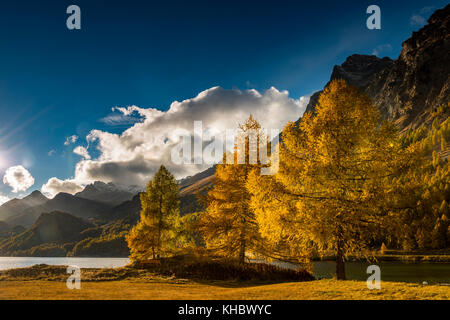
[75,181,143,206]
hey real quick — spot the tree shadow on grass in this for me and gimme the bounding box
[188,277,313,288]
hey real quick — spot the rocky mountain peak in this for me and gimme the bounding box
[330,54,393,88]
[366,4,449,129]
[25,190,48,202]
[303,54,393,115]
[303,4,449,130]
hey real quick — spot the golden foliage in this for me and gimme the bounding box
[196,116,269,263]
[247,80,421,278]
[126,165,181,261]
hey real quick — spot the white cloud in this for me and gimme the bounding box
[3,165,35,193]
[0,194,10,205]
[73,146,91,160]
[42,86,309,195]
[410,14,426,26]
[48,149,56,156]
[41,177,83,198]
[64,135,78,146]
[372,44,392,56]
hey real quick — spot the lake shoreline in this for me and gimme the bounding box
[2,251,450,263]
[315,254,450,263]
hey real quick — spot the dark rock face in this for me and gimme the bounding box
[367,4,449,129]
[330,54,393,88]
[304,54,393,115]
[304,4,450,130]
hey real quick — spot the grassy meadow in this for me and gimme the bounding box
[0,278,449,300]
[1,257,448,300]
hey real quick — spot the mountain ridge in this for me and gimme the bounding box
[304,4,450,130]
[3,192,112,228]
[0,190,48,222]
[75,181,139,206]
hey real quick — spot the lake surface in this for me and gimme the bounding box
[0,257,449,284]
[257,259,450,284]
[312,261,450,284]
[0,257,130,270]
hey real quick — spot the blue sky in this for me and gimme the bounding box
[0,0,447,201]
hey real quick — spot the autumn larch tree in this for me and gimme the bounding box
[127,165,181,261]
[248,80,418,279]
[197,115,269,264]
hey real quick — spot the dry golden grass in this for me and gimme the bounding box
[0,279,448,300]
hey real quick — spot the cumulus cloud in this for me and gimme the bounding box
[48,149,56,156]
[0,194,10,205]
[41,177,83,198]
[42,86,309,197]
[64,135,78,146]
[73,146,91,160]
[3,165,35,193]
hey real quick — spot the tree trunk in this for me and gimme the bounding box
[336,238,346,280]
[157,195,163,258]
[239,243,246,264]
[238,231,246,264]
